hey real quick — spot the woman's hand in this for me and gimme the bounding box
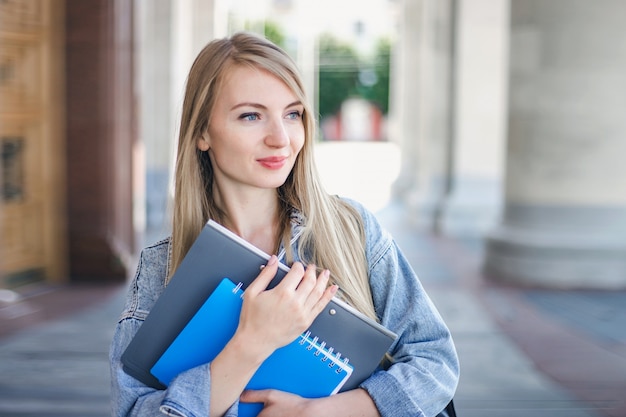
[235,255,338,360]
[240,389,312,417]
[209,256,337,417]
[240,387,381,417]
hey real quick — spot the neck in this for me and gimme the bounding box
[213,186,282,254]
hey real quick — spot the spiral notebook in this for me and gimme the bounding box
[151,278,353,417]
[122,219,396,391]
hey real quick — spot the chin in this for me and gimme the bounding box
[262,180,289,190]
[255,172,291,189]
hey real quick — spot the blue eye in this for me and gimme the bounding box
[286,110,302,120]
[240,113,260,121]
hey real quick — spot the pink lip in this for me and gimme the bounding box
[257,156,288,170]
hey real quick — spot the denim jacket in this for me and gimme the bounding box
[110,199,459,417]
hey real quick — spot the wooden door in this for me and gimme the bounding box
[0,0,66,287]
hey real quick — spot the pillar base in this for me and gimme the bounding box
[483,205,626,289]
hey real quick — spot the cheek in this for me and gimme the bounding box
[290,126,306,153]
[206,126,237,158]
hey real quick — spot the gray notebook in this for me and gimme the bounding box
[121,220,397,391]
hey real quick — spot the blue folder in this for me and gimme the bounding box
[151,278,353,417]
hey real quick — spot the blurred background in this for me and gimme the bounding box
[1,0,625,416]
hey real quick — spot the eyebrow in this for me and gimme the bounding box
[230,100,303,111]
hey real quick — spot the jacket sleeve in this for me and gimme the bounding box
[350,202,460,417]
[109,245,239,417]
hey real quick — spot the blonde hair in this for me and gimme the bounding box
[170,32,377,322]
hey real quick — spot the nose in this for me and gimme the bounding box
[264,118,290,148]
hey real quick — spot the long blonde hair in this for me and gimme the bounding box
[170,32,378,322]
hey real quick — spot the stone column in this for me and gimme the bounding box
[437,0,508,235]
[136,0,173,240]
[391,0,455,231]
[389,0,425,199]
[138,0,218,244]
[484,0,626,288]
[66,0,136,282]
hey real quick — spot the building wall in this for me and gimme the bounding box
[0,0,67,287]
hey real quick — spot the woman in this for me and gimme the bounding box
[110,32,459,417]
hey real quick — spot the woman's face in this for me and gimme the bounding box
[199,65,305,195]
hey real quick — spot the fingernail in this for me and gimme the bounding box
[267,255,277,266]
[330,284,339,294]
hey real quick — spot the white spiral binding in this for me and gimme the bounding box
[298,330,350,374]
[232,282,245,299]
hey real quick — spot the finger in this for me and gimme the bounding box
[246,255,279,296]
[303,268,330,308]
[240,388,271,404]
[276,261,306,292]
[294,264,318,295]
[310,283,338,317]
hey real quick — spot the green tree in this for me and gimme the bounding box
[318,34,391,117]
[263,20,286,49]
[317,33,360,118]
[241,20,286,50]
[359,38,391,114]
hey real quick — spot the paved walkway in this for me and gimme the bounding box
[376,204,626,417]
[0,142,624,416]
[0,284,123,416]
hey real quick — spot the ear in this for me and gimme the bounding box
[197,133,210,151]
